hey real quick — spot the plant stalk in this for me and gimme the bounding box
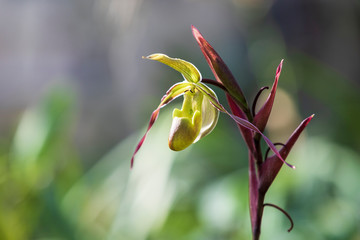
[249,137,266,240]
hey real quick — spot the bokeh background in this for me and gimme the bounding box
[1,0,360,239]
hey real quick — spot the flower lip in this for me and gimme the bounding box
[168,111,202,151]
[168,87,219,151]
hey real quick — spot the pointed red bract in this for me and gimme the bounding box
[259,114,315,193]
[192,25,249,114]
[253,60,283,133]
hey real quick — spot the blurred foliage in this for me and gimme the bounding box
[0,87,82,239]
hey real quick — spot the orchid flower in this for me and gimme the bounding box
[131,54,289,169]
[130,53,219,167]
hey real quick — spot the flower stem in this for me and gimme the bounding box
[248,151,265,240]
[253,196,265,240]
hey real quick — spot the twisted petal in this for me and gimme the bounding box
[131,82,192,168]
[144,54,202,83]
[226,94,254,151]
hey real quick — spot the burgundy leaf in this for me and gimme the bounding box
[253,60,283,132]
[191,25,249,114]
[259,114,315,193]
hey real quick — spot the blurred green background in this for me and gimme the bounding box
[1,0,359,239]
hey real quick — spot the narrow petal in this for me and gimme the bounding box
[253,60,283,132]
[131,82,192,168]
[226,94,255,151]
[192,25,249,114]
[161,82,193,105]
[130,108,160,168]
[259,114,315,193]
[196,83,290,167]
[143,54,201,83]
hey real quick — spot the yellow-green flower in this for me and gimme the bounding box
[131,54,219,167]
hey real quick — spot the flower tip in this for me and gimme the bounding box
[276,60,283,75]
[143,53,166,61]
[130,158,134,169]
[285,161,296,169]
[191,25,201,37]
[143,54,156,59]
[310,113,315,119]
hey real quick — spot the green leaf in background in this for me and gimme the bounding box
[0,86,81,240]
